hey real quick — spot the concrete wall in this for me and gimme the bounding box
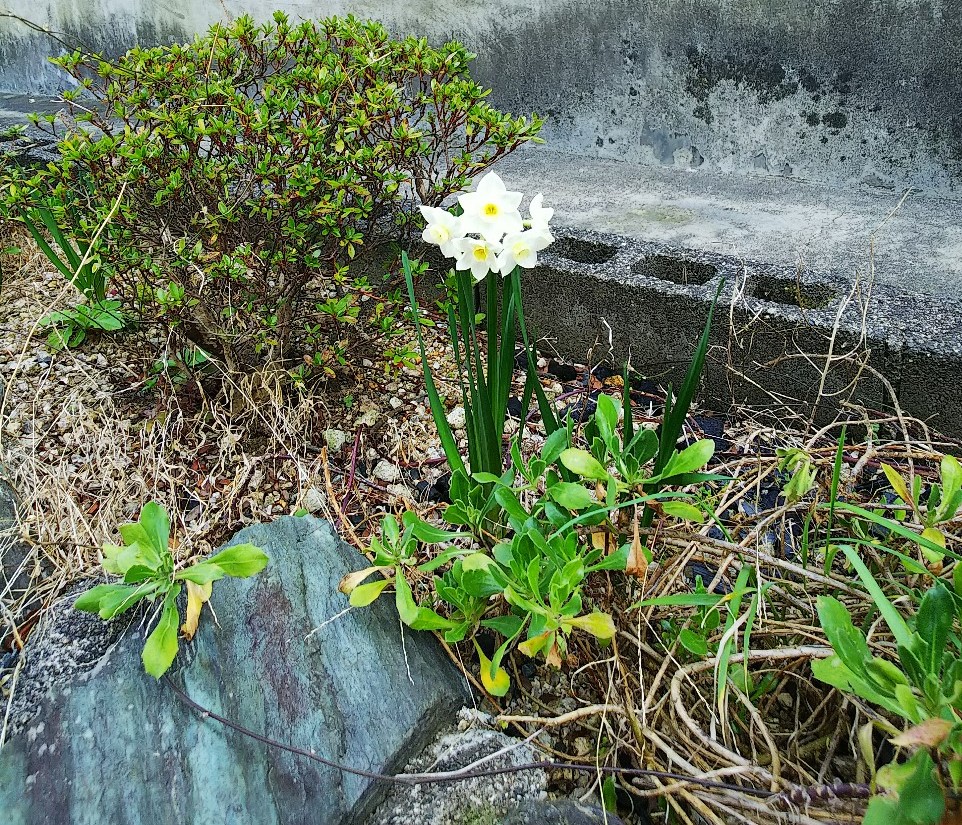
[0,1,959,195]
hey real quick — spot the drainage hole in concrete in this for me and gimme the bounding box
[631,255,716,286]
[550,237,618,264]
[753,275,836,309]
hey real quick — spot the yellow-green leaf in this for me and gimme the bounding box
[180,579,212,641]
[559,448,608,481]
[474,641,510,696]
[518,630,552,658]
[349,578,390,607]
[661,501,706,523]
[881,463,913,508]
[920,527,946,564]
[566,611,616,640]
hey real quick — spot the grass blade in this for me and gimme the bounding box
[839,543,913,648]
[823,425,847,552]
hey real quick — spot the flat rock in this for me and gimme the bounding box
[500,799,626,825]
[369,710,547,824]
[0,516,470,825]
[0,476,46,622]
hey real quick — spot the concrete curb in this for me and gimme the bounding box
[522,225,962,437]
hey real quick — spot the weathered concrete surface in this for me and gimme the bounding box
[0,516,470,825]
[494,146,962,300]
[513,222,962,437]
[0,0,959,195]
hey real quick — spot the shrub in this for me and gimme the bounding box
[4,12,542,381]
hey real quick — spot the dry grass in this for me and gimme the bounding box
[2,225,961,823]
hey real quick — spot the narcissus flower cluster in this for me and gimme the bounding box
[419,172,554,280]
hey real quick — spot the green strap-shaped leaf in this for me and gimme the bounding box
[403,252,465,477]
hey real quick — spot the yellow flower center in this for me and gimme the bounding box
[483,203,499,217]
[473,246,488,261]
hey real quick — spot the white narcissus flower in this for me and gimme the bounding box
[528,193,554,237]
[454,236,502,281]
[497,228,553,273]
[457,172,524,242]
[419,205,465,258]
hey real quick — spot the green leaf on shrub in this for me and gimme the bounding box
[138,502,171,558]
[175,562,227,585]
[395,570,419,626]
[679,628,709,656]
[661,439,714,479]
[868,750,944,825]
[74,583,147,618]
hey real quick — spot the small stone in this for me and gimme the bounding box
[389,397,403,410]
[323,429,348,452]
[357,408,378,427]
[386,483,412,501]
[302,487,327,514]
[373,460,401,484]
[446,406,466,429]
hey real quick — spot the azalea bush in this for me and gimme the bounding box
[3,13,542,382]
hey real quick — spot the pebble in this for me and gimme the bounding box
[356,408,378,427]
[323,429,347,452]
[446,406,466,429]
[301,487,327,514]
[389,397,403,410]
[373,460,401,484]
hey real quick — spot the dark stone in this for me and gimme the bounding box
[547,360,579,382]
[629,376,663,398]
[755,484,782,512]
[559,392,599,424]
[506,396,524,419]
[418,472,452,504]
[693,414,731,454]
[590,364,620,382]
[685,561,731,594]
[0,479,26,599]
[0,516,470,825]
[514,349,533,371]
[500,799,625,825]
